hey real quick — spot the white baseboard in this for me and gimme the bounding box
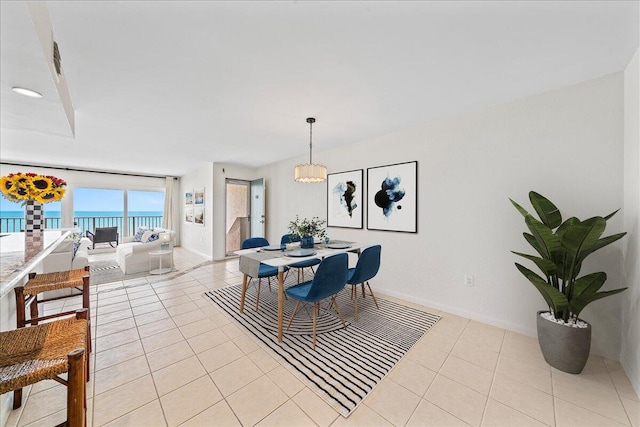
[377,288,538,338]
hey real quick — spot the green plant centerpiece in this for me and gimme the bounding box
[288,215,327,248]
[511,191,627,374]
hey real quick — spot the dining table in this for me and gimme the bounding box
[236,241,368,342]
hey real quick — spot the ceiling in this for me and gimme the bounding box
[1,1,638,177]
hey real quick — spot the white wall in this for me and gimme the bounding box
[622,49,640,395]
[259,72,627,360]
[180,164,214,259]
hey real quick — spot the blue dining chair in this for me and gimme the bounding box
[285,253,348,349]
[241,237,285,310]
[347,245,381,321]
[281,234,321,283]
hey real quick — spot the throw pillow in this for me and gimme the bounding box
[146,232,160,243]
[133,227,148,242]
[140,230,154,243]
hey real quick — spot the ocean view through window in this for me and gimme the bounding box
[0,188,164,234]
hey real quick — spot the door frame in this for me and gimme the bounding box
[224,179,251,256]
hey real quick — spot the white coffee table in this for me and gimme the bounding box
[149,249,173,275]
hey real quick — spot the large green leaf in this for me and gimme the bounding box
[515,263,568,313]
[524,233,546,258]
[512,251,557,276]
[529,192,562,229]
[525,214,560,260]
[604,209,620,221]
[510,198,531,218]
[561,217,606,275]
[580,232,627,260]
[571,272,606,300]
[555,217,580,242]
[569,288,628,317]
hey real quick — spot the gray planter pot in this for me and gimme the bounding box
[536,311,591,374]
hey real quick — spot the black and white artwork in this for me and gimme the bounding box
[327,169,363,229]
[367,161,417,233]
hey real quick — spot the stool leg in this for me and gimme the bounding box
[13,287,26,409]
[15,287,26,329]
[30,294,39,326]
[24,272,39,326]
[82,274,91,353]
[76,309,91,382]
[12,389,22,410]
[67,348,86,427]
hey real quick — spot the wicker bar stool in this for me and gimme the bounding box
[0,309,89,427]
[15,266,91,337]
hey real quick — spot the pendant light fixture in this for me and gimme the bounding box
[294,117,327,183]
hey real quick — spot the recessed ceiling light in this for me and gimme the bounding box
[12,87,43,98]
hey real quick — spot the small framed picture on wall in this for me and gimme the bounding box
[194,207,204,225]
[367,161,417,233]
[327,169,363,229]
[185,191,193,205]
[185,206,194,223]
[195,188,204,205]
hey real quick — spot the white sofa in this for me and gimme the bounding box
[116,228,175,274]
[41,236,92,273]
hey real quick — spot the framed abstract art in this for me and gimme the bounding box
[327,169,363,229]
[367,161,417,233]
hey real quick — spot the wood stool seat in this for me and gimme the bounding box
[15,267,91,328]
[23,269,87,295]
[0,310,89,427]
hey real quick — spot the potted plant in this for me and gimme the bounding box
[288,215,327,248]
[510,191,627,374]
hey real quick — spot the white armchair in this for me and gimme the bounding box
[115,228,175,274]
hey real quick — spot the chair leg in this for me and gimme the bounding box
[366,281,379,309]
[255,279,262,311]
[353,285,359,322]
[312,302,318,349]
[286,301,302,331]
[332,296,347,328]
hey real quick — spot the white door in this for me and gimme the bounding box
[250,178,265,237]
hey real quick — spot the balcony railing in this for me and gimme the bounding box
[0,215,163,240]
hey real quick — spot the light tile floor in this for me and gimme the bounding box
[5,247,639,427]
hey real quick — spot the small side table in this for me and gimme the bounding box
[149,249,173,275]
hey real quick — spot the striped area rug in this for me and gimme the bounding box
[204,284,440,416]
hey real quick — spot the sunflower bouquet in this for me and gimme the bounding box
[1,172,67,204]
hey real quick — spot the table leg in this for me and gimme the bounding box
[239,274,248,313]
[278,267,284,342]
